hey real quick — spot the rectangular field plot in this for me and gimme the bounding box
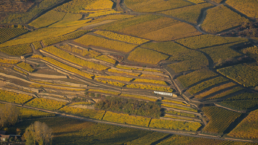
[160,3,213,24]
[201,5,249,33]
[0,90,33,104]
[124,0,192,13]
[43,46,108,71]
[126,84,173,92]
[228,109,258,139]
[95,75,133,82]
[149,119,201,131]
[127,47,169,65]
[202,106,241,134]
[162,100,190,107]
[165,110,197,118]
[226,0,258,19]
[176,34,248,49]
[207,86,243,100]
[0,58,19,64]
[0,28,28,44]
[201,43,242,63]
[177,69,217,88]
[187,76,228,95]
[88,89,121,96]
[16,62,34,72]
[103,111,151,127]
[94,30,149,44]
[26,98,67,110]
[217,63,258,87]
[96,79,125,87]
[74,34,137,53]
[59,44,101,57]
[195,82,237,99]
[95,55,116,64]
[29,10,66,28]
[107,68,140,77]
[60,106,105,120]
[221,92,258,111]
[133,79,167,85]
[49,13,83,27]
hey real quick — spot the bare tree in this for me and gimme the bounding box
[23,121,52,145]
[0,103,20,128]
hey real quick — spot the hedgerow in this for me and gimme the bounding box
[43,46,108,71]
[202,106,241,134]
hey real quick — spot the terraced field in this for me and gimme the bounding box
[0,0,258,143]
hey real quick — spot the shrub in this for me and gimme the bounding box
[16,62,34,72]
[217,63,258,87]
[177,69,217,88]
[96,97,160,118]
[126,84,173,92]
[0,90,33,104]
[103,111,151,127]
[160,3,213,24]
[127,47,168,65]
[162,104,197,112]
[202,106,241,134]
[94,30,149,44]
[43,46,108,71]
[26,98,67,110]
[187,76,228,95]
[0,43,32,56]
[201,5,249,33]
[60,106,105,120]
[149,119,201,131]
[74,34,137,53]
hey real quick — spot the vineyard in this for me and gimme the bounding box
[26,98,67,110]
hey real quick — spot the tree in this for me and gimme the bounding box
[0,104,20,128]
[23,121,52,145]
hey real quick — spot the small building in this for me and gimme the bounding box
[0,135,10,142]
